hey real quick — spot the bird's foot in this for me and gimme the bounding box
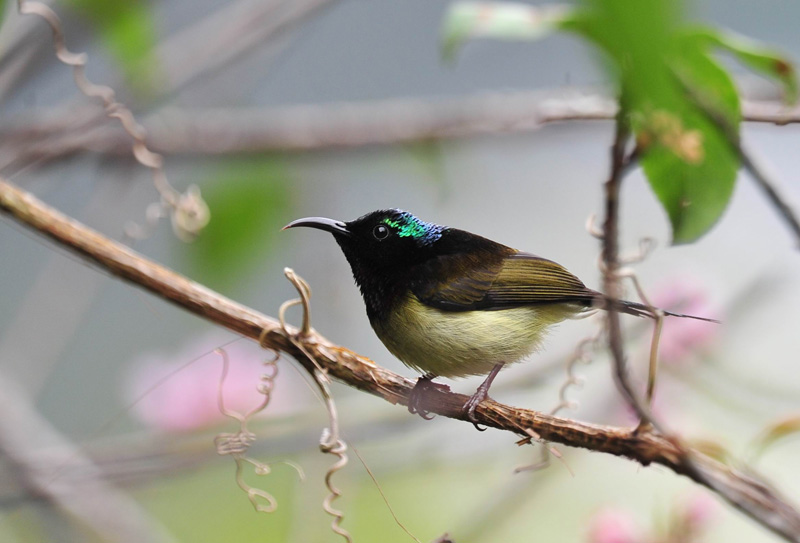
[462,389,492,431]
[408,374,449,420]
[462,362,505,431]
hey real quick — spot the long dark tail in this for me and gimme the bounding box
[597,297,720,324]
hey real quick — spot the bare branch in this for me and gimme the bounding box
[598,105,671,435]
[739,148,800,245]
[0,91,614,170]
[2,178,799,540]
[0,369,176,542]
[597,100,800,541]
[3,93,799,170]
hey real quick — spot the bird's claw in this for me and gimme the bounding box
[461,361,503,431]
[408,388,433,419]
[407,376,448,420]
[463,391,489,431]
[409,405,435,420]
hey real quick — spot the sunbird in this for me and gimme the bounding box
[284,209,715,424]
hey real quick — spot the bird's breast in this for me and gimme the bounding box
[372,293,577,378]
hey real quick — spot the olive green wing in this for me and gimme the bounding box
[485,253,595,307]
[411,252,596,311]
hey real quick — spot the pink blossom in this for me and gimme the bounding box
[682,491,719,528]
[587,508,641,543]
[587,495,718,543]
[125,334,301,432]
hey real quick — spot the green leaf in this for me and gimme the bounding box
[64,0,160,94]
[0,0,6,32]
[569,0,741,243]
[640,110,739,243]
[185,157,293,291]
[574,0,680,105]
[439,0,794,243]
[684,26,798,105]
[672,35,742,122]
[639,36,741,243]
[441,2,576,61]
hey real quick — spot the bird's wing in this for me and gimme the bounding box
[411,252,596,311]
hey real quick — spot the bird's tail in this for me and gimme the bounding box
[601,297,720,324]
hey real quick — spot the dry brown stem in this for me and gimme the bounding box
[1,178,799,541]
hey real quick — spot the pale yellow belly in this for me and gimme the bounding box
[373,295,579,378]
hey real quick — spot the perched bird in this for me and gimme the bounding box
[284,209,715,424]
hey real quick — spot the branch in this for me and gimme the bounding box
[598,104,800,542]
[739,148,800,245]
[600,104,646,422]
[2,178,800,541]
[3,93,799,170]
[0,368,176,542]
[0,91,615,170]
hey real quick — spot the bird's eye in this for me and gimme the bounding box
[372,224,390,240]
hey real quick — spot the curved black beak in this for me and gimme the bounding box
[282,216,351,237]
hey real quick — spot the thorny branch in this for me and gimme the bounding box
[2,179,800,541]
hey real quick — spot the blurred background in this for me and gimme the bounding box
[1,0,799,541]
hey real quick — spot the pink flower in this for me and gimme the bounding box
[125,334,302,432]
[587,495,718,543]
[587,508,641,543]
[649,278,721,365]
[682,491,719,529]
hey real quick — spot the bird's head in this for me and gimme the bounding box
[283,209,445,276]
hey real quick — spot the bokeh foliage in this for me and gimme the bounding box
[443,0,797,243]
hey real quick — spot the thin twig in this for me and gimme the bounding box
[1,178,799,542]
[600,103,650,425]
[351,446,423,543]
[740,150,800,245]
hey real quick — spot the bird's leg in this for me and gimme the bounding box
[408,373,449,420]
[463,362,505,431]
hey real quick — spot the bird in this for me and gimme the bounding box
[284,208,716,426]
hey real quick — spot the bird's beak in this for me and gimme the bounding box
[282,216,351,237]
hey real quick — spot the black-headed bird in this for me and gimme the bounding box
[284,209,715,424]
